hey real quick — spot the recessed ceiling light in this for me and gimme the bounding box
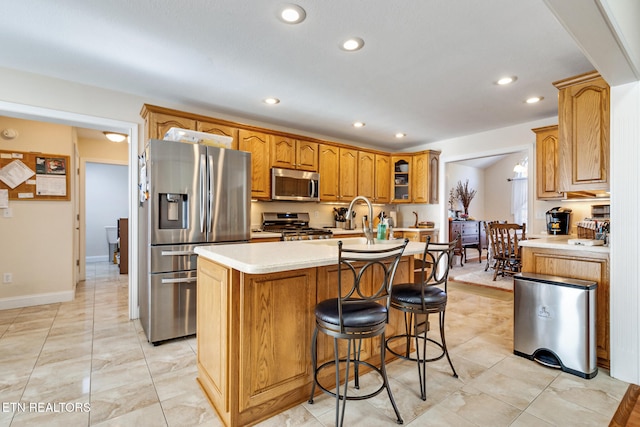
[497,76,517,85]
[353,121,365,128]
[263,97,280,105]
[341,37,364,51]
[395,133,406,138]
[279,4,306,24]
[525,96,543,104]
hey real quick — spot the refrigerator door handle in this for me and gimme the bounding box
[161,277,197,285]
[160,250,195,256]
[207,153,213,234]
[200,153,206,233]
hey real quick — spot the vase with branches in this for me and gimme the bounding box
[455,179,477,216]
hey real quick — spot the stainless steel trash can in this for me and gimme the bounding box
[513,272,597,379]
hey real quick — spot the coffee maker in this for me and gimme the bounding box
[546,207,572,235]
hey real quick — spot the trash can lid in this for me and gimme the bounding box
[514,272,597,290]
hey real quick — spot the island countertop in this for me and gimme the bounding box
[194,238,426,274]
[519,234,610,253]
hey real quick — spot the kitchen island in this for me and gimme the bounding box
[519,235,610,369]
[194,238,425,427]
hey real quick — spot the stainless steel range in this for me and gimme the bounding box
[262,212,333,241]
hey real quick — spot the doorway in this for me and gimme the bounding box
[0,100,139,318]
[85,162,128,264]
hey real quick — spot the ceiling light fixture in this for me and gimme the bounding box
[497,76,517,85]
[263,97,280,105]
[279,4,306,24]
[395,133,406,138]
[103,132,128,143]
[525,96,543,104]
[341,37,364,51]
[352,121,365,128]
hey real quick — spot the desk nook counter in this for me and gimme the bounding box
[194,238,425,427]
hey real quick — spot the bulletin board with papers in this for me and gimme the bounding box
[0,149,70,201]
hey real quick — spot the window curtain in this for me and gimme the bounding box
[511,178,527,225]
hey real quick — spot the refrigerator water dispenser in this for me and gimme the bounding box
[159,193,188,229]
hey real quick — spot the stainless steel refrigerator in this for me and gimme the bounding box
[139,139,251,344]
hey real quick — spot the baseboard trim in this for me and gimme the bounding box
[86,255,109,263]
[0,290,74,310]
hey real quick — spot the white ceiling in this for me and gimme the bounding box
[0,1,598,151]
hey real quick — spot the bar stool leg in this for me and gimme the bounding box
[380,331,403,424]
[308,327,319,404]
[439,311,458,378]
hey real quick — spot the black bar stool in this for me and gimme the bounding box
[308,239,409,426]
[385,236,458,401]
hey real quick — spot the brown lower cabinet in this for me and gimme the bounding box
[196,256,413,427]
[521,246,610,369]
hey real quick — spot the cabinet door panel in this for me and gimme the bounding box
[319,145,339,201]
[197,121,238,150]
[297,140,318,171]
[240,269,316,410]
[534,126,562,199]
[339,148,358,200]
[271,135,296,169]
[357,151,375,199]
[375,154,391,203]
[412,153,429,203]
[148,113,196,141]
[556,73,609,192]
[239,130,270,199]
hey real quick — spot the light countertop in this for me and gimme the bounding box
[195,238,426,274]
[520,235,610,253]
[250,227,440,240]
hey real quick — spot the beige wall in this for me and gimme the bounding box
[0,117,74,307]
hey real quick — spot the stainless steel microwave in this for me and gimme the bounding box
[271,168,320,202]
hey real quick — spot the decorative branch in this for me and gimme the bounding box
[455,179,476,213]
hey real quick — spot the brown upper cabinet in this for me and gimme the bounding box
[428,151,440,204]
[141,105,239,149]
[141,104,441,204]
[197,121,239,149]
[391,151,439,204]
[391,155,412,203]
[553,71,610,193]
[533,125,563,200]
[318,145,358,202]
[357,151,390,204]
[239,130,270,200]
[271,136,318,172]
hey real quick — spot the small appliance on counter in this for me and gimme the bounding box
[546,207,572,235]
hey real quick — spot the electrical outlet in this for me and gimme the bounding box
[3,273,12,284]
[314,211,319,218]
[535,211,545,220]
[2,208,12,218]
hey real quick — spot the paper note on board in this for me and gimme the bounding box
[0,189,8,208]
[0,159,35,189]
[36,175,66,196]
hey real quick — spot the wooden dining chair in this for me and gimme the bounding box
[487,222,526,280]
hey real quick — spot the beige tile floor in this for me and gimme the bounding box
[0,261,629,426]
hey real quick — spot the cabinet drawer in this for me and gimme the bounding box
[461,235,479,245]
[462,223,479,233]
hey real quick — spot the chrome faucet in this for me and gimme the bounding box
[346,196,375,245]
